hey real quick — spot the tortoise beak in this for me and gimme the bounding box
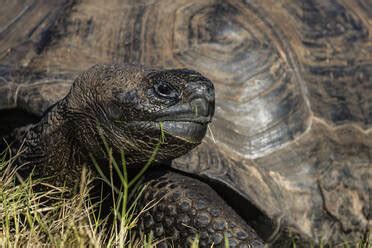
[162,121,208,144]
[156,79,214,143]
[157,93,214,143]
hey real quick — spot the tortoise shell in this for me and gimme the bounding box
[0,0,370,245]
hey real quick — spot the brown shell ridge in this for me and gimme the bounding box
[0,79,71,116]
[218,118,371,244]
[182,0,313,159]
[240,0,314,116]
[228,116,371,163]
[247,113,372,159]
[312,115,372,134]
[0,0,76,68]
[284,0,371,128]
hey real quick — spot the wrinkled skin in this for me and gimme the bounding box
[10,64,214,189]
[1,0,370,246]
[3,64,265,247]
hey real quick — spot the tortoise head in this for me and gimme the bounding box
[66,64,215,164]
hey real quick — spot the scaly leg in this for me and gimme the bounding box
[136,171,264,248]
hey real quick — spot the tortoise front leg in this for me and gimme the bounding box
[136,171,264,248]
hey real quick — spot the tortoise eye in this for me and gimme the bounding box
[154,82,179,100]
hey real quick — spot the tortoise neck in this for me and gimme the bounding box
[18,98,84,190]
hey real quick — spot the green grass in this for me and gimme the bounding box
[0,148,157,247]
[0,139,370,247]
[0,123,170,247]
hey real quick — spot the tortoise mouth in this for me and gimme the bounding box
[162,120,207,144]
[127,120,208,144]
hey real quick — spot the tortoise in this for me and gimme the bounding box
[0,0,370,246]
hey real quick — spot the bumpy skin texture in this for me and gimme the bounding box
[6,64,215,192]
[137,171,264,248]
[1,0,370,245]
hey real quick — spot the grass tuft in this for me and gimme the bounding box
[0,148,154,247]
[0,123,167,247]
